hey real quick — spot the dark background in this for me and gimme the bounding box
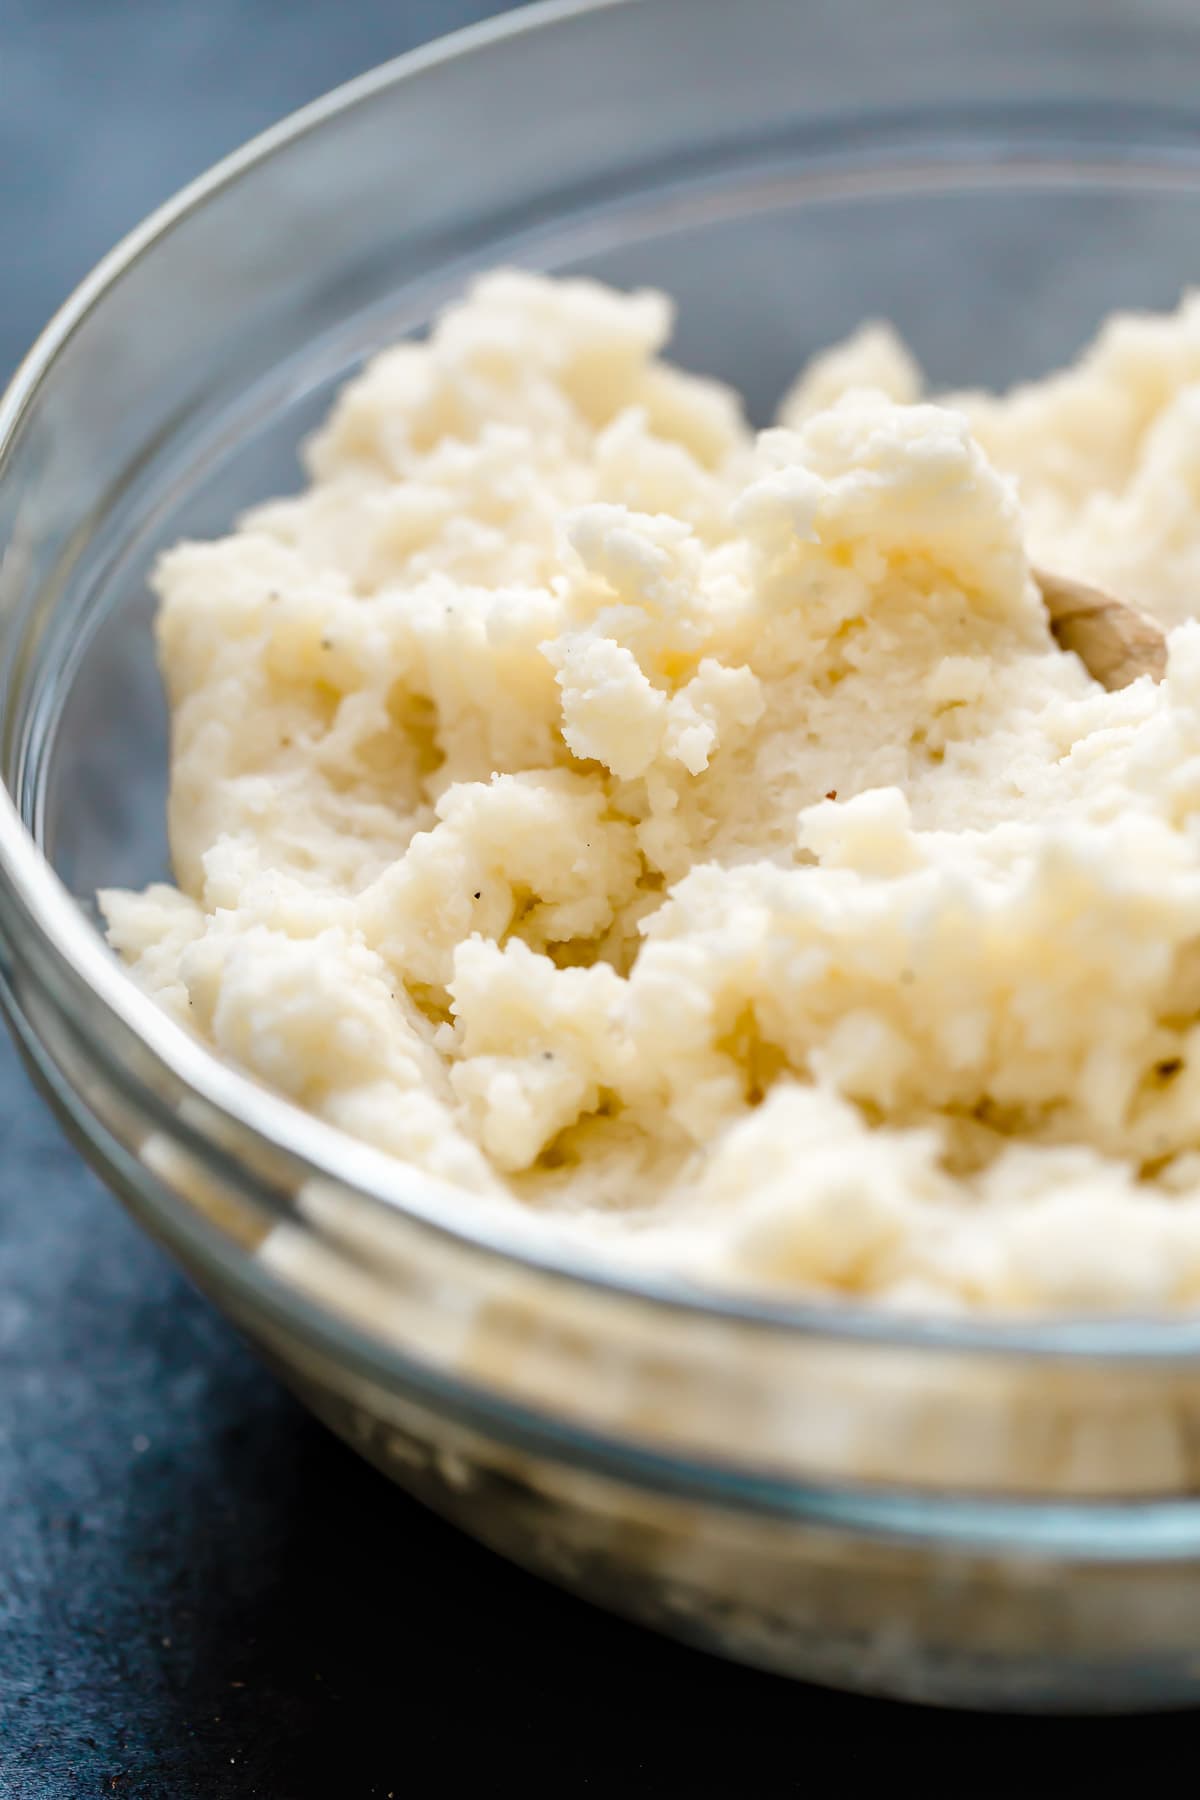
[0,3,1194,1794]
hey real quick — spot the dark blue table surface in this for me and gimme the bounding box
[0,4,1193,1793]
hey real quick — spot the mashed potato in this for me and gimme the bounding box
[102,272,1200,1316]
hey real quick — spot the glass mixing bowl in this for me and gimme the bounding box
[7,0,1200,1712]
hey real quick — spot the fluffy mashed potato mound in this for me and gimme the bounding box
[102,272,1200,1316]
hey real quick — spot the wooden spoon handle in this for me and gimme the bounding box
[1034,566,1167,691]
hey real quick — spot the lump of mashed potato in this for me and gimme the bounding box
[101,271,1200,1317]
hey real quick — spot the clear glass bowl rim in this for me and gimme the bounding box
[5,0,1200,1374]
